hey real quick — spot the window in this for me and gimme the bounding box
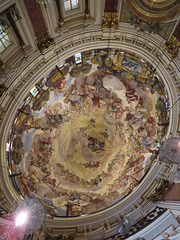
[63,0,79,12]
[6,142,10,152]
[75,52,82,64]
[30,86,39,97]
[0,25,12,53]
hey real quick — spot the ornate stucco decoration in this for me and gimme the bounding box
[130,13,161,33]
[102,12,118,29]
[0,25,179,238]
[125,0,180,22]
[136,0,179,13]
[163,35,180,59]
[6,49,169,219]
[37,32,54,52]
[148,179,170,202]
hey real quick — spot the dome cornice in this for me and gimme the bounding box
[0,25,179,237]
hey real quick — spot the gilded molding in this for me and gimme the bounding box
[138,0,179,12]
[102,12,118,29]
[163,35,180,59]
[131,0,175,17]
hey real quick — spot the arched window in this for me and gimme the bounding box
[0,25,12,53]
[63,0,79,12]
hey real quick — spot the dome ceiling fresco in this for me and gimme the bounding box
[7,49,169,217]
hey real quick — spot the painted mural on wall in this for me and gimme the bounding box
[8,49,169,217]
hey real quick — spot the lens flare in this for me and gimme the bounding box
[15,211,28,226]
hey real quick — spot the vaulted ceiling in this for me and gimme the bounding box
[0,1,180,240]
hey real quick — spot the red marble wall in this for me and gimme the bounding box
[174,21,180,41]
[163,183,180,201]
[24,0,47,36]
[104,0,118,12]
